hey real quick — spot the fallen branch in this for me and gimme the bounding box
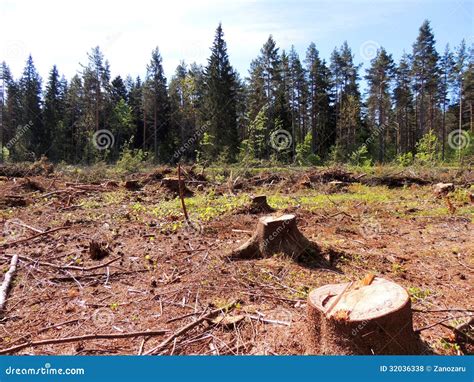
[0,329,169,355]
[144,301,237,355]
[247,315,291,326]
[413,308,474,314]
[178,163,190,223]
[4,254,121,272]
[0,226,72,248]
[0,254,19,313]
[415,314,473,333]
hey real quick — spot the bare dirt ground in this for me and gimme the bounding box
[0,164,472,355]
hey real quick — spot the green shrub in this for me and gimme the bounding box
[116,145,148,174]
[396,152,414,167]
[415,131,440,165]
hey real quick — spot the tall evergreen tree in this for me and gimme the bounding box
[20,55,43,158]
[365,47,396,162]
[202,23,239,161]
[394,53,415,154]
[439,44,455,159]
[330,42,361,153]
[144,47,171,161]
[411,20,440,141]
[305,42,332,157]
[43,65,67,161]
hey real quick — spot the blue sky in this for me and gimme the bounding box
[1,0,472,84]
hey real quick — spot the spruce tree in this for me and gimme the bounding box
[19,55,43,159]
[203,23,239,162]
[411,20,440,141]
[144,47,170,161]
[43,65,67,161]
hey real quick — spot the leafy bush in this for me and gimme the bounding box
[349,145,372,167]
[396,152,414,167]
[295,133,320,165]
[415,131,440,165]
[116,144,148,174]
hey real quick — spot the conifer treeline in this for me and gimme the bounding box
[0,20,472,165]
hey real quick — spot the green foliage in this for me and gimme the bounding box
[396,152,414,167]
[196,132,215,164]
[328,143,345,164]
[415,131,440,165]
[116,141,148,174]
[296,132,320,165]
[349,145,372,167]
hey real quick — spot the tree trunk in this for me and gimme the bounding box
[306,277,421,355]
[230,214,318,260]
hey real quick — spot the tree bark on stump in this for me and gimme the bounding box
[230,214,315,260]
[306,277,421,355]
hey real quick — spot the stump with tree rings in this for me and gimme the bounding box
[306,277,421,354]
[230,214,316,260]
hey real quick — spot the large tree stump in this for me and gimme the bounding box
[306,277,421,354]
[230,214,315,260]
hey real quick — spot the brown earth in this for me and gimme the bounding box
[0,165,472,355]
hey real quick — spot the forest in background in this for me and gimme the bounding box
[0,20,473,168]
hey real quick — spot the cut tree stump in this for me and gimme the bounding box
[124,180,142,191]
[89,239,112,261]
[433,182,454,197]
[161,178,193,197]
[230,214,316,260]
[306,277,421,355]
[238,195,275,214]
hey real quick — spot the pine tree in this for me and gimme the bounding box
[20,55,43,159]
[203,23,239,162]
[288,46,308,151]
[43,65,67,161]
[305,42,332,157]
[365,47,396,162]
[439,44,455,159]
[63,74,84,162]
[1,63,22,160]
[394,53,415,154]
[126,76,144,150]
[330,42,361,153]
[111,75,128,104]
[82,47,111,134]
[411,20,440,142]
[144,47,171,161]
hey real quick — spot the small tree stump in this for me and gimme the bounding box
[230,214,315,260]
[306,277,421,355]
[89,239,112,260]
[249,195,275,213]
[161,178,193,197]
[124,180,142,191]
[433,182,454,197]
